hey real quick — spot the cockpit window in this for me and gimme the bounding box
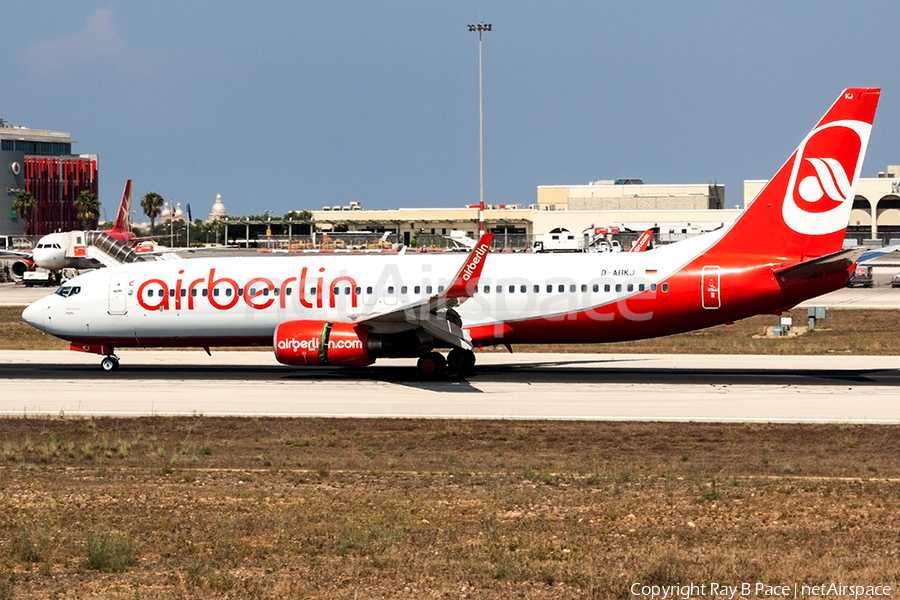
[55,286,81,298]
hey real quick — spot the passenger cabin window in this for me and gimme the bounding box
[533,285,539,293]
[662,283,669,292]
[650,284,657,292]
[366,286,373,294]
[426,286,433,294]
[558,284,564,293]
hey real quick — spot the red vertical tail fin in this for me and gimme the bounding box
[714,89,879,261]
[112,179,132,233]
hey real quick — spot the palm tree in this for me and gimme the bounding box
[13,190,36,236]
[74,190,100,230]
[141,192,165,230]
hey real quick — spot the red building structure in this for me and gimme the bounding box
[24,156,99,235]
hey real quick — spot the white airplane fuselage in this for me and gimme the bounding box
[21,226,846,351]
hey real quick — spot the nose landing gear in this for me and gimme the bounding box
[100,352,120,372]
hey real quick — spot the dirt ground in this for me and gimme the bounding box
[1,417,899,599]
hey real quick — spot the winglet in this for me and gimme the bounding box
[444,233,493,299]
[630,228,655,252]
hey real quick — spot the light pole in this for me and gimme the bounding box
[468,21,491,237]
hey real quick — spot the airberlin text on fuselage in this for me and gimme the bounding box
[136,267,358,312]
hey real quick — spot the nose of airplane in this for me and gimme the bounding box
[22,301,43,329]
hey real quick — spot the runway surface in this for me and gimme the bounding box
[2,351,899,422]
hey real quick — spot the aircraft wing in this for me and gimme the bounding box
[0,249,32,259]
[773,248,866,280]
[355,233,493,349]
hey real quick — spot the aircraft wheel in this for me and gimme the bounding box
[416,352,447,378]
[100,356,119,372]
[447,348,476,375]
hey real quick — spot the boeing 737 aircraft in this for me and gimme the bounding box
[23,88,880,376]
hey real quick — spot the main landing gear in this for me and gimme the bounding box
[416,348,476,378]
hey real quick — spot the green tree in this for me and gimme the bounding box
[283,210,313,222]
[13,190,36,235]
[141,192,165,230]
[74,190,100,229]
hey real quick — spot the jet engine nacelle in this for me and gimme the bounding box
[274,320,373,366]
[12,259,34,278]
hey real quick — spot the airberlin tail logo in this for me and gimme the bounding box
[794,157,852,214]
[783,120,870,236]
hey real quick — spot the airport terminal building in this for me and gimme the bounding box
[0,119,98,237]
[310,181,738,248]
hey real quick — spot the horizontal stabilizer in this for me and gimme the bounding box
[857,245,900,264]
[773,248,865,280]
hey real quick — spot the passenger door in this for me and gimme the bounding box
[108,272,129,315]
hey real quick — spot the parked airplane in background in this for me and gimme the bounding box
[9,180,136,278]
[23,89,880,376]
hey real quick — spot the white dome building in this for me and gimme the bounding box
[160,202,172,224]
[173,202,185,221]
[208,193,227,222]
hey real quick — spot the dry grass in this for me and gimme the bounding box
[1,417,899,598]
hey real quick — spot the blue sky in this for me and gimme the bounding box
[3,2,898,221]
